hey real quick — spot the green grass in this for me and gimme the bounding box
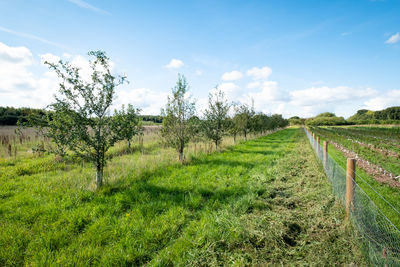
[0,128,364,266]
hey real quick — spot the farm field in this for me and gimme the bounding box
[0,128,365,266]
[311,126,400,178]
[309,126,400,229]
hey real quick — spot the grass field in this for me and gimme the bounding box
[0,128,365,266]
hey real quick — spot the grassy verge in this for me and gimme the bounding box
[0,128,364,265]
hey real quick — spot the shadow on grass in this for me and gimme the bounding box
[190,157,256,169]
[101,177,248,221]
[101,129,296,213]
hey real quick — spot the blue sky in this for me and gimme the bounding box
[0,0,400,118]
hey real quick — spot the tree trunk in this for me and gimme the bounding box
[179,143,184,162]
[244,131,247,141]
[215,140,218,150]
[128,139,131,149]
[96,165,103,189]
[233,134,236,144]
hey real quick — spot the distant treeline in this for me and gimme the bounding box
[0,107,164,126]
[140,115,163,124]
[0,107,47,126]
[289,106,400,126]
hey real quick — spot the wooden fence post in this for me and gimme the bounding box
[323,141,328,166]
[346,158,356,217]
[316,136,320,151]
[312,133,315,148]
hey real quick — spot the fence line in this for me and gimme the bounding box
[304,127,400,265]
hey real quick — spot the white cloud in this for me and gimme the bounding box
[0,42,117,109]
[165,58,184,69]
[289,86,376,107]
[0,42,58,108]
[385,33,400,44]
[237,81,388,118]
[246,81,261,89]
[217,82,240,98]
[363,90,400,110]
[116,88,168,115]
[0,42,33,65]
[221,70,243,81]
[241,81,288,115]
[67,0,110,15]
[40,53,60,64]
[282,86,377,118]
[247,81,286,102]
[246,66,272,80]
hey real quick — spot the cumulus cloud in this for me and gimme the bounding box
[246,66,272,80]
[116,88,168,115]
[165,58,184,69]
[281,86,378,118]
[217,82,240,100]
[0,42,58,108]
[237,80,390,118]
[221,70,243,81]
[385,33,400,44]
[363,90,400,110]
[289,86,376,107]
[0,42,33,65]
[246,81,260,89]
[40,53,60,64]
[0,42,120,109]
[247,81,287,102]
[241,81,288,115]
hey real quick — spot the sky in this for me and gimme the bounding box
[0,0,400,118]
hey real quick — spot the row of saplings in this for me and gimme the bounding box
[22,51,288,189]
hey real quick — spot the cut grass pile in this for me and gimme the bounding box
[0,128,364,265]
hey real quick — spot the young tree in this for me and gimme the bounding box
[233,104,254,140]
[226,117,240,143]
[202,87,230,149]
[113,104,141,149]
[45,51,127,189]
[161,74,196,161]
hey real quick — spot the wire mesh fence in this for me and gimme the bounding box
[304,128,400,265]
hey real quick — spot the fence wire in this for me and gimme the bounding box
[304,128,400,266]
